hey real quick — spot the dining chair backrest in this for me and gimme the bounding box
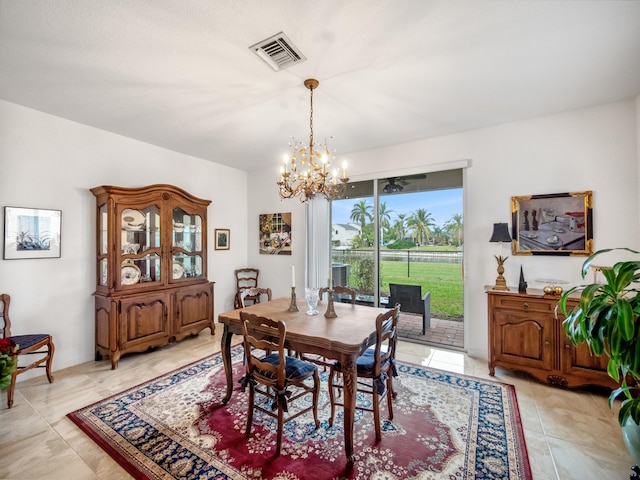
[234,268,260,308]
[240,311,287,387]
[240,287,272,308]
[373,303,400,378]
[319,285,356,305]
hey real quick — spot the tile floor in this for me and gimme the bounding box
[0,329,635,479]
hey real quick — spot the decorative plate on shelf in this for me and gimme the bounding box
[121,261,141,285]
[172,262,185,279]
[122,209,146,230]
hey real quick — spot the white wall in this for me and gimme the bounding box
[0,100,248,373]
[247,99,639,359]
[2,97,637,373]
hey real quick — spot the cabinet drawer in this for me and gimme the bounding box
[493,296,556,314]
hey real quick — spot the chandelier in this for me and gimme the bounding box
[277,78,349,202]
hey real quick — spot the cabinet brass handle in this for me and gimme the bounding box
[522,302,529,310]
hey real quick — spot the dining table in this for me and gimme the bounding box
[217,295,389,465]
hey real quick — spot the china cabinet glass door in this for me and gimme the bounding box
[171,207,203,280]
[119,205,161,288]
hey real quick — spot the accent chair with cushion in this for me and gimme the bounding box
[0,293,55,408]
[328,303,400,442]
[240,311,320,455]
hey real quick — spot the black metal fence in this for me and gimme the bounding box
[332,249,463,265]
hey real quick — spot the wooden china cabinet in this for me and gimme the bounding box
[486,287,617,389]
[91,184,215,369]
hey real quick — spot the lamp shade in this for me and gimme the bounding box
[489,223,512,243]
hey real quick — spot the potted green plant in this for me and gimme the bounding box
[557,247,640,463]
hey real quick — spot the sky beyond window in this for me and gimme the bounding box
[331,188,463,227]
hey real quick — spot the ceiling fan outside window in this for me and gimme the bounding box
[382,175,427,194]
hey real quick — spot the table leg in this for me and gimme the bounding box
[221,324,234,404]
[341,354,357,466]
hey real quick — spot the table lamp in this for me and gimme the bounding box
[490,222,512,291]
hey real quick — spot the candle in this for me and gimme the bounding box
[329,264,332,288]
[291,265,295,288]
[342,160,347,179]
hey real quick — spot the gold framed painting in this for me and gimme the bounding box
[511,191,593,256]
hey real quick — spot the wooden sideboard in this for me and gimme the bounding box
[486,287,617,389]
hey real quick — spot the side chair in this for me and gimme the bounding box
[301,286,357,370]
[234,267,260,309]
[240,287,272,308]
[240,311,320,456]
[328,303,400,442]
[319,285,356,304]
[0,293,55,408]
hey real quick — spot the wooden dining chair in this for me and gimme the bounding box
[240,311,320,455]
[0,293,55,408]
[319,285,356,304]
[234,268,260,309]
[328,304,400,442]
[240,287,272,308]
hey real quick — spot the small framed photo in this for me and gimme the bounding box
[512,191,593,256]
[215,228,230,250]
[3,206,62,259]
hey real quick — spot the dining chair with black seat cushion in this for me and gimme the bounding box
[328,303,400,442]
[319,285,356,305]
[234,268,260,309]
[240,287,272,308]
[240,311,320,456]
[0,293,55,408]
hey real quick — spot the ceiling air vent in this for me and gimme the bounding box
[250,32,306,71]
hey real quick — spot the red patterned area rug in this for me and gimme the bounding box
[67,346,532,479]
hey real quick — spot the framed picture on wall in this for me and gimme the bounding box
[259,212,292,255]
[215,229,230,250]
[511,191,593,256]
[3,206,62,259]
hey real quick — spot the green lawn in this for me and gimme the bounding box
[345,260,464,321]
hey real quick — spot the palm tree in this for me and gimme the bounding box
[444,213,464,246]
[350,200,373,229]
[407,208,435,246]
[378,202,394,229]
[393,213,407,240]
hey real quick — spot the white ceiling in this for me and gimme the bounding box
[2,1,640,172]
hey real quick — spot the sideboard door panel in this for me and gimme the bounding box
[119,294,170,350]
[494,311,553,370]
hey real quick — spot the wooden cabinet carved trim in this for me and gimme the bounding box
[487,288,617,389]
[91,184,215,369]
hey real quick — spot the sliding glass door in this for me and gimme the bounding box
[331,170,464,349]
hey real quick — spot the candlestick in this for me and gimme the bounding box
[288,286,299,312]
[324,288,337,318]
